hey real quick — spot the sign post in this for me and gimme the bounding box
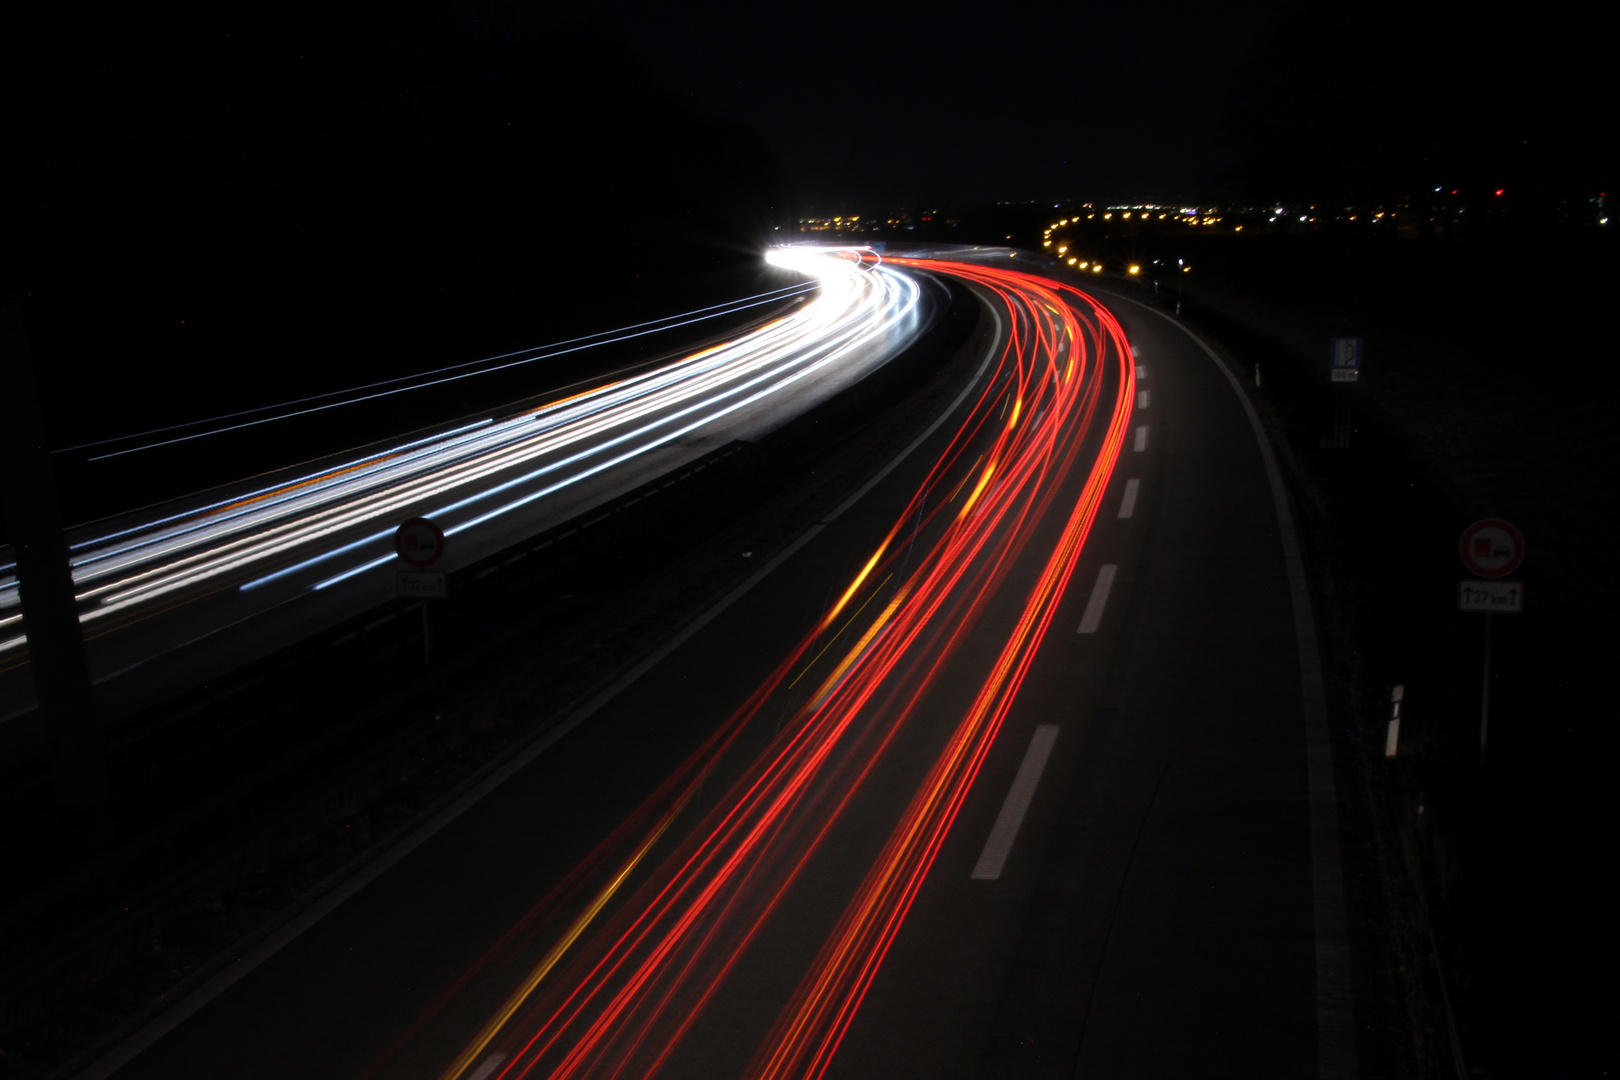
[1457,518,1525,762]
[395,517,446,665]
[1328,338,1361,448]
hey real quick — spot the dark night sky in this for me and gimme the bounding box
[598,0,1292,210]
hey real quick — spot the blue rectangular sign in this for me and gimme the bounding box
[1330,337,1363,368]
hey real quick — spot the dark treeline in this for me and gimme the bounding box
[1223,4,1612,216]
[3,1,784,505]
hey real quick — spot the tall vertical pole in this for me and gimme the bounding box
[0,300,107,816]
[421,603,432,667]
[1478,612,1494,763]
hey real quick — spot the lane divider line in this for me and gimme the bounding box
[1117,478,1140,519]
[1104,292,1359,1080]
[1133,425,1149,452]
[67,288,1008,1080]
[1137,389,1150,409]
[971,725,1060,881]
[466,1054,507,1080]
[1076,565,1118,634]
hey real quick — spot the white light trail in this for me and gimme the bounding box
[0,249,922,657]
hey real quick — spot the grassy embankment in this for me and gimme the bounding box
[1168,227,1615,1078]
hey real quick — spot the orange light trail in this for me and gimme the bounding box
[371,258,1135,1080]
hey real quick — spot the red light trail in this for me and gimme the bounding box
[365,257,1135,1080]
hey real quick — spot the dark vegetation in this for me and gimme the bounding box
[3,1,784,534]
[1202,14,1614,1075]
[1168,233,1612,1080]
[999,10,1615,1072]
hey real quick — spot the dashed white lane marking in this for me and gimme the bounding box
[971,725,1060,880]
[1133,425,1149,452]
[1118,478,1140,519]
[1138,389,1151,409]
[468,1055,509,1080]
[1130,344,1140,357]
[1109,289,1359,1074]
[1136,364,1147,378]
[1076,564,1118,634]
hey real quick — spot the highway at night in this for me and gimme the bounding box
[0,250,931,753]
[76,254,1350,1079]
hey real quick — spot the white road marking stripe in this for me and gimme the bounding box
[1384,718,1401,757]
[1130,345,1140,357]
[1118,478,1140,519]
[1138,389,1150,409]
[1133,425,1149,452]
[1076,564,1118,634]
[971,725,1060,880]
[468,1055,509,1080]
[67,298,1013,1080]
[1136,364,1147,378]
[1108,289,1360,1077]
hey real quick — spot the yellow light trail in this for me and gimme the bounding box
[435,788,698,1080]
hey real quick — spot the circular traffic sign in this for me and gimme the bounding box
[1459,519,1524,579]
[395,517,445,568]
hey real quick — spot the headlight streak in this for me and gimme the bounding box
[0,250,917,657]
[307,276,924,592]
[61,282,823,460]
[383,260,1134,1080]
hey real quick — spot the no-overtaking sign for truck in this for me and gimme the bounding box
[1458,518,1524,579]
[394,517,445,568]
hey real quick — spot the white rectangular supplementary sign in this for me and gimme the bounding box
[1458,579,1522,613]
[398,570,448,599]
[1330,369,1359,383]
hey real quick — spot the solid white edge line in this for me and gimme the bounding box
[971,725,1060,880]
[1102,291,1358,1079]
[71,277,1006,1080]
[1076,564,1118,634]
[1117,478,1140,519]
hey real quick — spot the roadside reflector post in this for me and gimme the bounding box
[1385,684,1403,758]
[395,517,447,667]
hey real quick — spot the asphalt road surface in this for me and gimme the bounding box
[78,255,1356,1080]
